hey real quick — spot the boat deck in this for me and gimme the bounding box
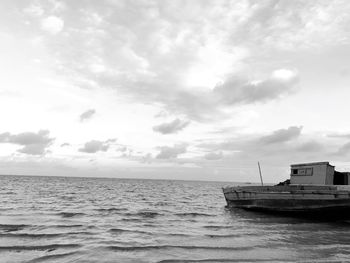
[223,185,350,200]
[223,184,350,193]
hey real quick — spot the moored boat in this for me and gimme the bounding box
[223,162,350,217]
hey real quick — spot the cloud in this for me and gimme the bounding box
[23,4,44,17]
[116,146,127,152]
[198,126,309,156]
[142,153,153,164]
[2,0,350,182]
[61,143,70,147]
[41,16,64,34]
[155,111,169,118]
[336,141,350,155]
[214,69,299,105]
[156,143,187,159]
[15,1,350,125]
[327,133,350,139]
[79,109,96,122]
[153,119,190,134]
[79,140,110,153]
[232,1,350,50]
[260,126,303,144]
[105,138,117,143]
[0,130,54,155]
[204,151,223,160]
[110,69,298,122]
[31,1,308,121]
[296,141,323,152]
[194,125,343,179]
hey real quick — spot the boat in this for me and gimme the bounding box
[223,162,350,217]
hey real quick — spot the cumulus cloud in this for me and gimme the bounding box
[260,126,302,144]
[155,111,169,118]
[23,4,44,17]
[204,151,223,160]
[61,143,70,147]
[153,119,190,134]
[0,130,54,155]
[29,1,307,121]
[16,1,350,123]
[106,68,299,122]
[336,141,350,155]
[41,16,64,34]
[116,146,127,152]
[195,125,343,178]
[214,69,299,105]
[297,141,323,152]
[156,143,187,159]
[142,153,153,164]
[80,109,96,122]
[198,126,304,157]
[79,140,110,153]
[327,133,350,139]
[105,138,117,143]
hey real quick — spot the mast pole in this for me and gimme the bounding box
[258,162,264,186]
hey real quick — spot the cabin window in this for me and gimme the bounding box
[305,168,313,175]
[299,169,306,175]
[291,168,313,176]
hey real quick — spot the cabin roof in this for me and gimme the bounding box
[291,161,334,167]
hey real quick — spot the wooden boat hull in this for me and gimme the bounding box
[223,185,350,217]
[226,198,350,214]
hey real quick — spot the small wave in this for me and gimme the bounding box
[52,224,84,228]
[0,207,14,211]
[205,234,240,238]
[155,202,169,206]
[95,207,128,214]
[0,233,63,238]
[138,211,159,218]
[175,212,215,217]
[60,196,76,201]
[4,191,16,195]
[203,225,233,229]
[142,223,156,227]
[56,212,85,218]
[125,211,160,218]
[96,207,128,213]
[106,245,253,251]
[165,233,191,237]
[109,228,151,235]
[158,259,285,263]
[120,218,142,222]
[0,244,81,251]
[0,224,29,232]
[0,231,93,238]
[27,251,79,263]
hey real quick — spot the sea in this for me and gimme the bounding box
[1,175,350,263]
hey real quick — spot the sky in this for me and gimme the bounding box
[1,0,350,182]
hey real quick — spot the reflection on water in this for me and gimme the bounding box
[0,175,350,262]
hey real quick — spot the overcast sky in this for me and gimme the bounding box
[1,0,350,182]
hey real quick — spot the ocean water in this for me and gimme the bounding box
[1,176,350,263]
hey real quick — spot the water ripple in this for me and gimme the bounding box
[0,175,349,262]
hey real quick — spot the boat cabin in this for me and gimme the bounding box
[290,162,350,185]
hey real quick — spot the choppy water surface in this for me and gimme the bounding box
[1,175,350,262]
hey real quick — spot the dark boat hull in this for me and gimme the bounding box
[226,198,350,216]
[223,185,350,218]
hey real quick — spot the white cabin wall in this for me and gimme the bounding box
[290,164,331,185]
[325,165,335,185]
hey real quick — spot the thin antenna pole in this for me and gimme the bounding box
[258,162,264,186]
